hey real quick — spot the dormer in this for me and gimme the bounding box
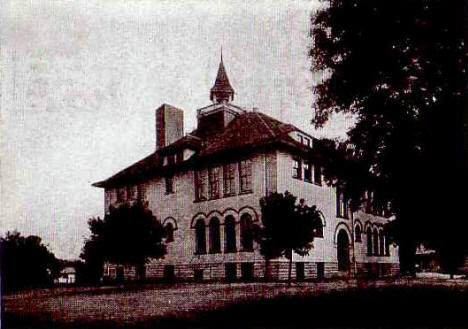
[288,130,314,149]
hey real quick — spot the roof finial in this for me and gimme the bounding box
[210,48,235,103]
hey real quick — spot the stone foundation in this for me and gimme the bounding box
[104,261,400,282]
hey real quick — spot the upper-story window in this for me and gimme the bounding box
[117,187,126,202]
[313,164,322,185]
[365,190,373,213]
[336,186,348,218]
[239,159,252,193]
[209,166,221,199]
[223,163,236,196]
[292,157,302,179]
[127,185,137,200]
[195,170,207,201]
[137,184,146,200]
[303,160,312,182]
[165,175,174,194]
[304,137,311,147]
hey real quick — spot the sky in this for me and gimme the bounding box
[1,0,353,260]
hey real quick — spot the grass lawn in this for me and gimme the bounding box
[3,278,468,329]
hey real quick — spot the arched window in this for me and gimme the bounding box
[355,225,362,242]
[224,216,236,253]
[195,219,206,254]
[367,227,373,255]
[379,230,385,256]
[373,228,379,255]
[165,223,175,243]
[385,233,390,256]
[240,214,253,251]
[209,217,221,253]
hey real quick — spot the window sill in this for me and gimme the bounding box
[209,250,221,254]
[224,250,237,254]
[194,252,207,256]
[239,190,253,195]
[193,198,207,203]
[165,192,175,195]
[292,176,302,180]
[208,196,221,201]
[239,248,254,252]
[223,192,236,198]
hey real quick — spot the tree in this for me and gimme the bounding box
[311,0,467,275]
[0,231,59,291]
[256,191,323,283]
[81,200,167,281]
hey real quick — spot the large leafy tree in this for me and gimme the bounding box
[256,191,323,283]
[1,231,59,291]
[311,0,467,274]
[81,200,167,280]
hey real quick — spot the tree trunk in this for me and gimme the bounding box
[288,249,293,285]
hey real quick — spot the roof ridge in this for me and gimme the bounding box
[254,111,276,138]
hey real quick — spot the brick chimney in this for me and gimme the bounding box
[155,104,184,150]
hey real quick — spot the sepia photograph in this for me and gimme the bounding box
[1,0,467,328]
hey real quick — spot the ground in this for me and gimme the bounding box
[3,278,468,328]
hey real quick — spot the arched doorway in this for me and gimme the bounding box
[337,229,350,271]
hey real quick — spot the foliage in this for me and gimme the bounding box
[256,191,323,281]
[311,0,467,273]
[81,200,167,279]
[1,231,59,291]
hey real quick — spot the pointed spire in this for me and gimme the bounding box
[210,49,235,103]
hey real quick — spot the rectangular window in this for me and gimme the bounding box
[127,185,137,200]
[292,157,302,179]
[296,263,305,281]
[313,164,322,185]
[304,137,311,147]
[165,175,174,194]
[164,265,175,282]
[225,263,237,282]
[303,160,312,182]
[365,191,372,213]
[336,186,348,218]
[239,159,252,193]
[241,262,254,281]
[317,262,325,279]
[209,166,221,199]
[194,269,204,282]
[223,163,236,196]
[137,184,146,200]
[195,170,207,201]
[117,187,126,202]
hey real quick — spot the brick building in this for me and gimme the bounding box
[93,56,399,282]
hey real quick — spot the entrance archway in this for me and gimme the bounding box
[337,229,350,271]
